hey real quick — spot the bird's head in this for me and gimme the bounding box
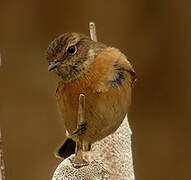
[46,32,106,82]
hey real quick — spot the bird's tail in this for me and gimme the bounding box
[54,138,76,159]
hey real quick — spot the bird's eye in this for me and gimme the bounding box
[67,45,77,55]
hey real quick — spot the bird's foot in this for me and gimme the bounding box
[72,121,87,136]
[70,150,89,168]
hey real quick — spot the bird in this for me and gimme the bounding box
[46,32,136,166]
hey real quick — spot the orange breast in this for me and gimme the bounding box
[56,48,134,143]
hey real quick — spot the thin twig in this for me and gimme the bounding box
[89,22,98,42]
[0,54,5,180]
[0,53,1,66]
[0,131,5,180]
[72,94,86,166]
[77,94,85,127]
[72,94,86,136]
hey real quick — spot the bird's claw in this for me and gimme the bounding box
[72,121,87,135]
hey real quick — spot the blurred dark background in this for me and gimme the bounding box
[0,0,190,179]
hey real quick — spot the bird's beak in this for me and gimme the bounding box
[48,61,60,71]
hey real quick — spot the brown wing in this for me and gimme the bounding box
[92,47,136,93]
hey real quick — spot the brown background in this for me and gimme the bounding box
[0,0,190,180]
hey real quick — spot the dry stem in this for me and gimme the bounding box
[89,22,98,42]
[0,54,5,180]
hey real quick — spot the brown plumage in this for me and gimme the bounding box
[46,32,136,165]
